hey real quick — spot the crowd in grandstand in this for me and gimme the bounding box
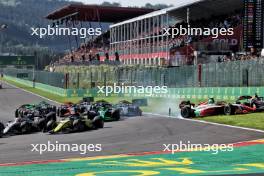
[52,9,263,67]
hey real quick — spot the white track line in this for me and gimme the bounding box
[4,80,264,134]
[3,81,60,104]
[144,112,264,133]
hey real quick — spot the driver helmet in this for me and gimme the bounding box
[208,98,215,104]
[69,107,77,115]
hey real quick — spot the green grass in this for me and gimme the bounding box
[2,78,264,131]
[197,113,264,130]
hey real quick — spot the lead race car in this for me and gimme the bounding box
[3,102,57,136]
[3,112,56,135]
[15,101,56,118]
[179,98,226,118]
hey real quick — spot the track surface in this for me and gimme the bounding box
[0,82,263,165]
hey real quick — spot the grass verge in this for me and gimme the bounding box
[197,113,264,131]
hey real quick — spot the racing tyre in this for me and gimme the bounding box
[20,122,31,134]
[224,105,235,115]
[0,122,4,138]
[87,111,97,120]
[138,109,142,116]
[111,110,120,121]
[73,119,86,132]
[57,108,61,117]
[52,106,57,113]
[93,116,104,129]
[181,106,194,118]
[15,109,19,118]
[46,112,57,121]
[44,120,57,133]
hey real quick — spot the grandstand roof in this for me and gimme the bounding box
[46,4,155,23]
[111,0,243,27]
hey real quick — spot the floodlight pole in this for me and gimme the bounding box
[186,8,190,64]
[0,24,7,88]
[33,65,35,88]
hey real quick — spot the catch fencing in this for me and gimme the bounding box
[2,59,264,89]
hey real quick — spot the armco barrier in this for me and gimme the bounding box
[4,75,264,100]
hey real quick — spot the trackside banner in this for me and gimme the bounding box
[0,56,35,66]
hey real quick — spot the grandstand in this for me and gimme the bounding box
[47,0,264,68]
[46,4,154,66]
[110,0,246,66]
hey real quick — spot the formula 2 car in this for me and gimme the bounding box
[3,111,56,135]
[223,95,264,115]
[15,101,56,118]
[115,100,142,116]
[180,98,225,118]
[89,100,120,121]
[57,98,93,117]
[49,107,104,134]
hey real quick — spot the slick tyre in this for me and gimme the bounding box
[46,112,57,122]
[0,122,4,138]
[20,122,31,134]
[181,106,194,118]
[111,110,120,121]
[93,116,104,129]
[44,120,57,133]
[15,109,19,118]
[224,105,235,115]
[73,119,86,132]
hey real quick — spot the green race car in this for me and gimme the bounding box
[88,100,120,121]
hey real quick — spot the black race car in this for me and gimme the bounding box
[15,101,56,118]
[3,102,57,136]
[3,111,56,135]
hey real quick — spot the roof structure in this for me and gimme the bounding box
[46,4,155,23]
[111,0,243,27]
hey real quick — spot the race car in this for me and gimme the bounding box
[15,101,56,118]
[49,106,104,134]
[250,94,264,111]
[89,100,120,121]
[115,100,142,116]
[56,102,75,117]
[179,98,226,118]
[3,111,56,135]
[223,95,264,115]
[57,98,93,117]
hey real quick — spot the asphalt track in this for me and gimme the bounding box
[0,82,264,175]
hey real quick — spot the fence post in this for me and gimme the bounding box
[77,72,80,89]
[65,73,69,89]
[104,71,107,96]
[198,64,202,87]
[32,66,35,88]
